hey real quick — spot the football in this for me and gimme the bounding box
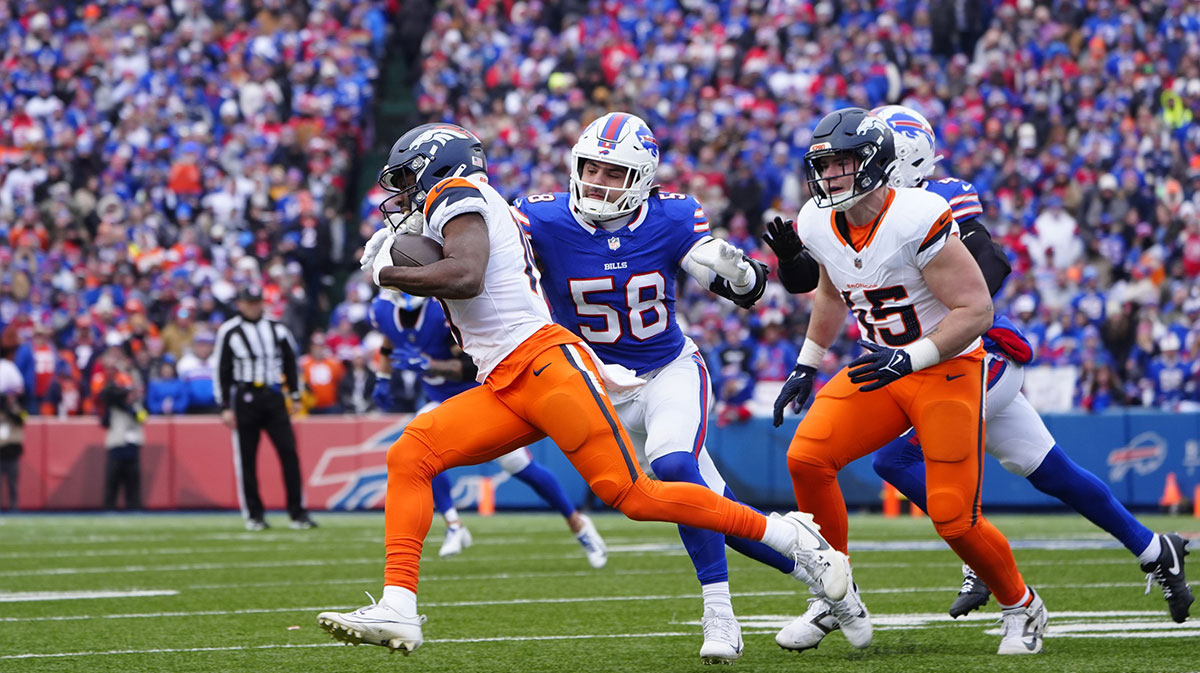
[390,234,444,267]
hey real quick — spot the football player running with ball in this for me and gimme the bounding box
[368,289,608,566]
[514,112,827,663]
[770,107,1048,655]
[316,122,850,658]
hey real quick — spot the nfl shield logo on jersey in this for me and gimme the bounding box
[855,257,863,269]
[608,237,621,250]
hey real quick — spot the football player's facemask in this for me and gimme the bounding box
[569,112,659,224]
[804,107,896,211]
[871,104,942,189]
[378,123,487,233]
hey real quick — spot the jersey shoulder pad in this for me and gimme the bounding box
[512,192,570,236]
[653,191,709,234]
[423,176,486,221]
[926,176,983,222]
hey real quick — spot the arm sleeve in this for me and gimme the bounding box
[776,248,821,294]
[959,219,1012,298]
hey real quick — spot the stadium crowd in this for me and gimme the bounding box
[1,0,1198,420]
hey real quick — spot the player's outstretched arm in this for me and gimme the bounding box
[921,235,994,357]
[682,238,769,309]
[376,213,491,299]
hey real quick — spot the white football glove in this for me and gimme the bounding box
[370,231,397,287]
[691,239,753,287]
[385,209,426,236]
[359,227,392,274]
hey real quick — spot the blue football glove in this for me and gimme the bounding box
[393,348,431,373]
[772,363,817,427]
[372,375,393,411]
[847,340,913,392]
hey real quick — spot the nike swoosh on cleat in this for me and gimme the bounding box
[1167,537,1182,575]
[794,519,831,550]
[534,363,551,376]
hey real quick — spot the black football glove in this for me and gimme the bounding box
[709,256,769,309]
[772,363,817,427]
[847,340,914,392]
[762,216,806,261]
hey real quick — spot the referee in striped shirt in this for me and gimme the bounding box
[215,287,316,531]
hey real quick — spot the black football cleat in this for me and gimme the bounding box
[949,564,992,618]
[1142,533,1193,623]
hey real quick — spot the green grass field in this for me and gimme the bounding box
[1,512,1197,673]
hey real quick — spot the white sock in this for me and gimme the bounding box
[382,586,418,617]
[1137,534,1162,566]
[760,515,794,553]
[444,508,460,526]
[997,586,1032,610]
[701,581,734,616]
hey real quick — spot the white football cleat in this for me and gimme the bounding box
[773,512,850,601]
[317,596,426,655]
[997,588,1048,655]
[828,583,872,649]
[438,523,472,558]
[575,514,608,569]
[777,583,872,651]
[699,607,743,665]
[776,597,837,651]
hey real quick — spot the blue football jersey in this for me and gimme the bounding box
[513,191,711,375]
[369,296,475,403]
[924,177,983,223]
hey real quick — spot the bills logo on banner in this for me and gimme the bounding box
[1107,431,1167,482]
[306,418,510,510]
[306,421,405,510]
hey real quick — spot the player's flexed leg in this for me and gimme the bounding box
[316,123,848,657]
[772,108,1046,655]
[516,112,828,663]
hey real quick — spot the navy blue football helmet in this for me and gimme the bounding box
[804,108,895,211]
[378,123,487,230]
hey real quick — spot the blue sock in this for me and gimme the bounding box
[432,472,454,515]
[720,486,796,574]
[512,462,577,518]
[651,452,729,585]
[872,430,928,511]
[1027,445,1155,555]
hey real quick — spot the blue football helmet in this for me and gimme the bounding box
[378,123,487,232]
[804,108,895,211]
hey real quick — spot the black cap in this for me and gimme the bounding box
[238,286,264,302]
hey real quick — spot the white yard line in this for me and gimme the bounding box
[0,590,178,602]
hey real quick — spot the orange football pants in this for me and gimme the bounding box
[383,325,768,592]
[787,347,1028,606]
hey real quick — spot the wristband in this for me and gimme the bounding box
[902,338,940,372]
[797,340,828,368]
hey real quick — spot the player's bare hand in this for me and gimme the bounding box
[220,409,235,428]
[772,363,817,427]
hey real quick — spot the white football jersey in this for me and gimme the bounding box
[421,173,552,382]
[797,187,980,356]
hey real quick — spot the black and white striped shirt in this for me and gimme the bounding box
[213,315,301,408]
